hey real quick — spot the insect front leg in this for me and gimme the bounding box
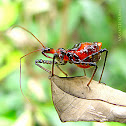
[41,47,56,59]
[35,59,55,74]
[52,53,68,76]
[35,59,68,76]
[37,47,56,74]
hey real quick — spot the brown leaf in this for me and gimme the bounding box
[50,75,126,123]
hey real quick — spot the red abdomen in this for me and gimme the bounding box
[64,42,102,68]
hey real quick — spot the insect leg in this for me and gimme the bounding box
[52,53,68,76]
[36,48,56,74]
[83,69,86,76]
[35,59,55,74]
[42,52,53,59]
[71,60,97,86]
[36,48,54,74]
[98,49,108,83]
[52,53,58,76]
[41,47,56,59]
[83,48,108,83]
[56,61,68,77]
[36,59,68,76]
[40,48,65,75]
[87,65,97,86]
[56,65,68,77]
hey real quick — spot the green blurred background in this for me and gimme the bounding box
[0,0,126,126]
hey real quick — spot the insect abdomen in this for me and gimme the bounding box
[67,42,101,68]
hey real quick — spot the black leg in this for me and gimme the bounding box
[82,48,108,83]
[52,53,58,76]
[35,59,68,76]
[35,59,53,74]
[98,49,108,83]
[71,59,97,86]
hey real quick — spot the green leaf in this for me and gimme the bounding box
[0,2,19,31]
[0,51,23,81]
[67,1,82,35]
[80,0,112,48]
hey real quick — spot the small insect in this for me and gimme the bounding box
[14,26,108,102]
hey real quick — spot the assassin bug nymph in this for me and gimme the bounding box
[16,26,108,101]
[35,41,108,86]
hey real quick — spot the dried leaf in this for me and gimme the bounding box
[50,76,126,123]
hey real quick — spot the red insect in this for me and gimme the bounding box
[36,42,108,86]
[16,26,108,101]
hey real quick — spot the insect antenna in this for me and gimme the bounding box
[20,49,41,103]
[10,25,47,102]
[11,25,45,48]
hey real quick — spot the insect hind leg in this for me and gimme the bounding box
[83,48,108,84]
[71,60,97,86]
[98,48,108,83]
